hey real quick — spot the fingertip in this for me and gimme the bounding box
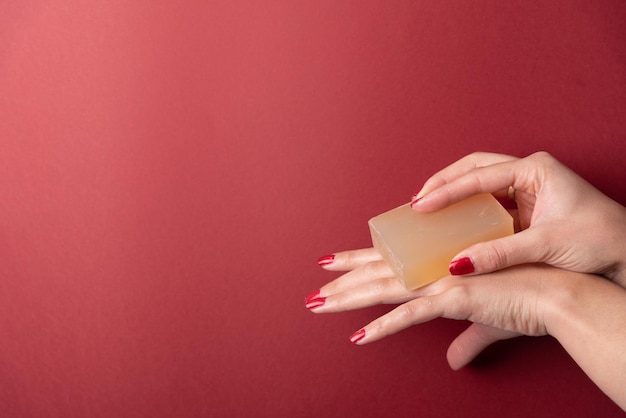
[318,248,384,271]
[410,189,449,213]
[317,254,335,267]
[447,359,464,371]
[446,339,466,370]
[410,193,432,212]
[349,328,366,344]
[449,256,475,276]
[410,187,428,206]
[410,196,421,208]
[304,290,326,310]
[446,329,481,370]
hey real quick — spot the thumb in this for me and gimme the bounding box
[446,323,520,370]
[448,229,549,276]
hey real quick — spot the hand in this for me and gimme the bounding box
[308,248,547,369]
[306,248,626,409]
[410,151,626,285]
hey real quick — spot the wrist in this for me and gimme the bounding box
[540,269,619,342]
[541,269,583,339]
[542,270,626,409]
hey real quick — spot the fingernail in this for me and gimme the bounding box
[304,290,326,309]
[317,254,335,266]
[304,289,320,304]
[410,192,426,207]
[349,329,366,343]
[410,197,422,207]
[449,257,475,275]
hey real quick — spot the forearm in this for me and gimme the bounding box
[546,271,626,410]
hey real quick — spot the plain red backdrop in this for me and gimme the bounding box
[1,1,625,417]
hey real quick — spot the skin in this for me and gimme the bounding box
[306,152,626,409]
[309,250,626,410]
[411,151,626,286]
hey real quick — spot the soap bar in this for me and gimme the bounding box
[368,194,514,290]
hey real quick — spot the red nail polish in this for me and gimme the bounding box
[304,289,320,304]
[305,289,320,302]
[317,254,335,266]
[305,297,326,309]
[349,329,366,343]
[449,257,475,275]
[304,290,326,309]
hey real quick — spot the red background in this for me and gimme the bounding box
[1,1,625,417]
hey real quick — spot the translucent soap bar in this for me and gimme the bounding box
[368,194,514,290]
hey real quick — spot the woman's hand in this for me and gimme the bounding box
[307,248,547,369]
[410,151,626,285]
[306,248,626,409]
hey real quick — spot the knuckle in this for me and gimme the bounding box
[468,151,487,162]
[394,298,432,324]
[483,242,510,270]
[340,251,353,267]
[370,277,403,304]
[396,301,419,321]
[379,276,402,293]
[530,229,554,262]
[468,172,486,194]
[447,282,470,301]
[529,150,553,161]
[528,151,557,168]
[361,260,385,279]
[442,284,471,320]
[358,260,374,276]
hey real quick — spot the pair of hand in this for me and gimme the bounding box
[305,152,626,408]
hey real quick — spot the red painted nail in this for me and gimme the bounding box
[305,297,326,309]
[449,257,475,275]
[304,290,320,304]
[349,329,366,343]
[317,254,335,266]
[305,289,320,302]
[304,290,326,309]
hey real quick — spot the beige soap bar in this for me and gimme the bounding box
[369,194,513,290]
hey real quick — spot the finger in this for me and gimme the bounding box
[448,228,551,276]
[312,276,415,313]
[349,292,448,344]
[412,159,522,212]
[318,247,382,271]
[413,152,518,201]
[446,323,521,370]
[319,259,394,297]
[310,264,445,313]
